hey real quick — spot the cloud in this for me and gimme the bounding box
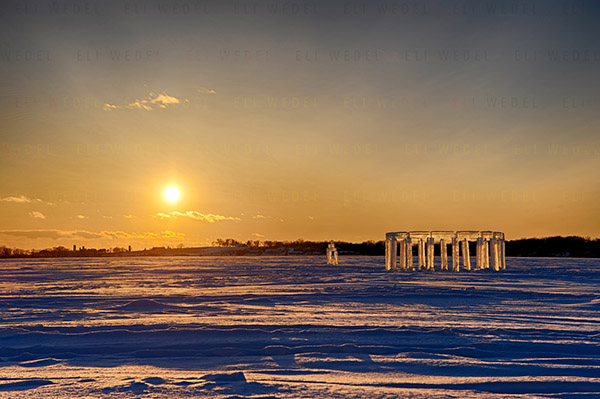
[253,213,265,219]
[252,232,265,238]
[197,87,216,94]
[29,211,46,219]
[0,195,30,203]
[159,230,186,239]
[123,214,135,219]
[155,211,241,223]
[0,195,53,205]
[104,91,189,111]
[308,216,314,220]
[0,229,185,241]
[0,230,102,240]
[100,230,185,240]
[0,230,63,239]
[76,215,86,219]
[77,231,105,239]
[99,230,130,240]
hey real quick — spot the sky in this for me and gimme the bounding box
[1,0,599,249]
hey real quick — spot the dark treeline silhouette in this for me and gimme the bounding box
[0,236,599,258]
[505,236,600,257]
[0,245,126,258]
[210,239,384,255]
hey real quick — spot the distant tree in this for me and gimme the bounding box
[0,246,11,257]
[223,238,239,247]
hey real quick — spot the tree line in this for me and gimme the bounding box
[196,236,600,257]
[1,236,599,258]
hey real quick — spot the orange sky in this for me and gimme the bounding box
[1,1,599,249]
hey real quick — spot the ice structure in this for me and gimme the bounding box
[385,231,505,272]
[326,241,339,265]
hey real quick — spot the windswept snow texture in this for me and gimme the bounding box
[1,256,599,398]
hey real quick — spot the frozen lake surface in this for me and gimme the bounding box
[1,256,599,398]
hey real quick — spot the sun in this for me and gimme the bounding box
[164,186,180,202]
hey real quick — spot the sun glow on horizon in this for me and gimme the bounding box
[164,186,180,202]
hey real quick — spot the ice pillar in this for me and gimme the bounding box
[385,238,391,270]
[426,237,434,270]
[483,239,489,269]
[452,237,460,272]
[326,241,338,265]
[399,238,407,270]
[495,239,501,271]
[440,239,448,271]
[418,239,426,269]
[490,238,499,271]
[476,237,483,269]
[390,237,397,270]
[406,237,413,270]
[500,238,506,270]
[385,237,396,271]
[461,239,471,270]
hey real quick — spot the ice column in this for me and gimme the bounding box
[389,237,397,270]
[418,239,426,269]
[461,239,471,270]
[490,238,499,271]
[476,237,483,269]
[483,239,489,269]
[495,238,501,271]
[385,235,397,270]
[385,238,391,270]
[452,237,460,272]
[406,237,413,270]
[500,236,506,270]
[426,237,435,271]
[440,239,448,270]
[399,238,407,270]
[326,241,338,265]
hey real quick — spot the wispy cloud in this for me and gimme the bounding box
[0,229,185,241]
[104,91,189,111]
[29,211,46,219]
[76,215,87,219]
[123,214,135,219]
[253,213,265,219]
[252,232,265,238]
[0,230,100,240]
[0,195,53,205]
[197,87,216,94]
[155,211,241,223]
[100,230,185,240]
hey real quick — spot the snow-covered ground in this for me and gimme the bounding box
[1,256,599,398]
